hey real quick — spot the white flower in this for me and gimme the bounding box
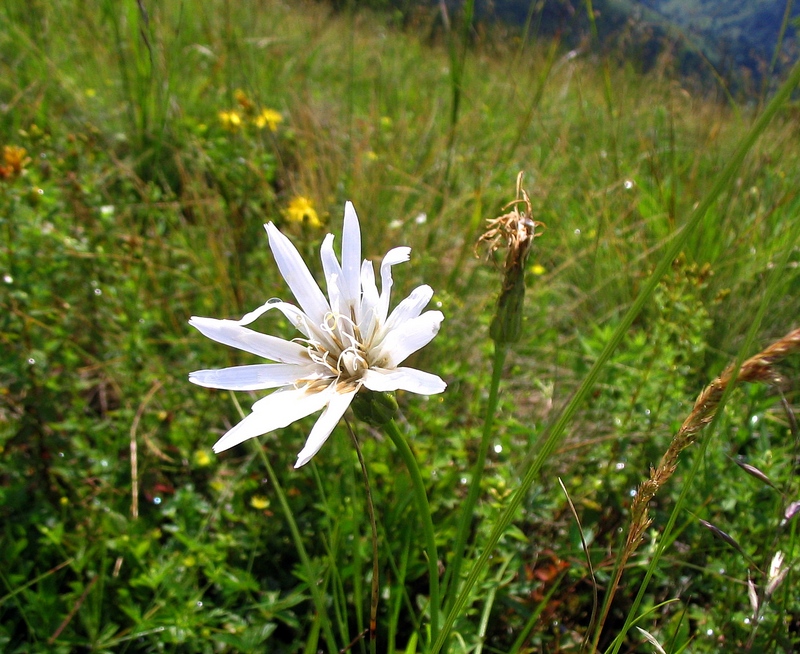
[190,202,446,467]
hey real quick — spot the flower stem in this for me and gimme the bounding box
[256,445,339,651]
[233,392,339,654]
[442,343,507,638]
[384,418,440,646]
[347,421,380,654]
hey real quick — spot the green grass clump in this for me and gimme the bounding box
[1,1,799,652]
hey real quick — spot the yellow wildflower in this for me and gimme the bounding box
[250,495,270,510]
[218,110,242,130]
[193,449,212,467]
[530,263,546,276]
[3,145,29,174]
[285,196,321,228]
[254,108,283,132]
[0,145,30,181]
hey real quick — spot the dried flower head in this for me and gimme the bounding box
[477,172,544,344]
[477,171,544,273]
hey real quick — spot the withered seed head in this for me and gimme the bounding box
[477,172,545,344]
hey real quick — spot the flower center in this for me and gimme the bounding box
[307,310,369,382]
[339,346,368,377]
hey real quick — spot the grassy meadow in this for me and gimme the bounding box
[2,0,800,651]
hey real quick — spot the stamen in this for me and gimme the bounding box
[338,345,368,378]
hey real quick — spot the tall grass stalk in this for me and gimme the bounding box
[604,215,800,654]
[759,0,795,107]
[384,418,441,646]
[599,327,800,651]
[433,54,800,654]
[442,0,475,190]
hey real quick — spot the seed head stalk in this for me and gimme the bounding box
[442,173,543,644]
[594,327,800,651]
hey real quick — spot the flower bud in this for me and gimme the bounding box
[352,390,399,428]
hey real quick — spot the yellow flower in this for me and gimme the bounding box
[0,145,30,181]
[250,495,270,510]
[530,263,546,276]
[193,449,212,467]
[3,146,29,174]
[218,110,242,130]
[285,196,321,228]
[254,108,283,132]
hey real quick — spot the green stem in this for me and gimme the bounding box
[443,344,507,624]
[348,423,379,654]
[249,439,338,652]
[231,391,337,651]
[384,418,440,647]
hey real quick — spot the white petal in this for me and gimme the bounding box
[321,233,345,315]
[377,246,411,323]
[212,385,333,452]
[236,301,278,326]
[189,317,310,364]
[363,367,446,395]
[341,202,362,310]
[261,300,338,352]
[384,285,434,332]
[294,386,358,467]
[265,222,330,324]
[375,310,444,367]
[189,363,327,391]
[359,260,379,330]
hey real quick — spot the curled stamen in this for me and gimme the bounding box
[306,346,337,373]
[338,345,368,378]
[322,312,339,334]
[321,310,361,352]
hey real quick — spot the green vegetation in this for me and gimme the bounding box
[2,1,800,652]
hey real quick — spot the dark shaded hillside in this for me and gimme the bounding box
[343,0,799,91]
[638,0,799,78]
[454,0,798,78]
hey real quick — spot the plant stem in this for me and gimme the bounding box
[249,437,338,653]
[348,422,379,654]
[383,418,440,647]
[442,343,507,626]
